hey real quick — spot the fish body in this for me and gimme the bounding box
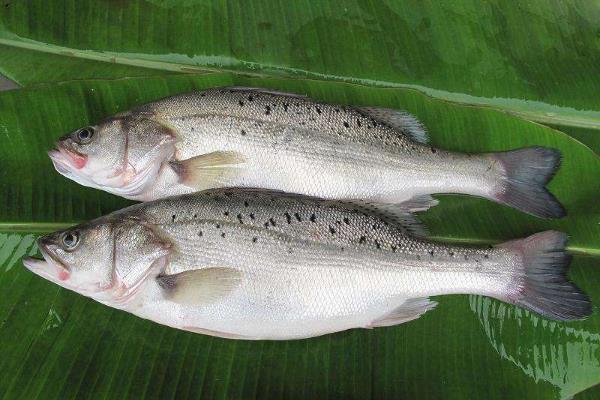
[23,189,589,340]
[49,87,564,218]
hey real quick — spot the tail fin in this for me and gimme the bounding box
[499,231,591,321]
[491,147,565,218]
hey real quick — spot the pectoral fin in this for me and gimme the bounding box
[169,151,245,190]
[157,267,242,305]
[368,297,437,328]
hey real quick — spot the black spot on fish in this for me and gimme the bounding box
[343,217,350,225]
[357,119,361,127]
[224,211,229,216]
[484,254,489,259]
[335,108,340,113]
[430,147,437,154]
[359,236,366,244]
[252,237,258,243]
[341,247,345,252]
[429,250,434,256]
[264,222,269,228]
[221,232,226,238]
[244,201,249,207]
[216,224,221,229]
[375,240,381,249]
[294,213,302,222]
[464,255,469,260]
[372,224,378,230]
[200,93,206,97]
[248,95,254,101]
[241,129,246,136]
[250,213,255,220]
[198,231,203,237]
[391,245,397,252]
[310,214,317,222]
[193,214,198,219]
[269,218,276,226]
[316,107,322,114]
[285,212,292,224]
[239,100,244,106]
[449,251,455,257]
[171,215,176,222]
[343,121,349,128]
[265,105,271,115]
[283,103,289,111]
[329,226,336,235]
[237,213,243,223]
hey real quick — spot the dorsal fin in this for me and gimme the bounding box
[346,195,438,238]
[225,87,310,100]
[356,107,428,144]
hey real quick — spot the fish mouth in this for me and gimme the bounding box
[23,240,71,282]
[48,142,87,170]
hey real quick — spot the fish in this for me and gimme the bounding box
[49,87,564,219]
[22,189,590,340]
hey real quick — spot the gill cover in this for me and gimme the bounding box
[50,115,177,199]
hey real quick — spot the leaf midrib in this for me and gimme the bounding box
[1,34,600,130]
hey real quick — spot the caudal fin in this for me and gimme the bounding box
[499,231,591,321]
[491,147,565,218]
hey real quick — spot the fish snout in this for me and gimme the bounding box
[49,139,88,169]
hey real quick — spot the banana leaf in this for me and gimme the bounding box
[1,0,599,136]
[0,73,598,399]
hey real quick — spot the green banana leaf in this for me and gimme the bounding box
[0,73,598,399]
[0,44,170,87]
[1,0,600,136]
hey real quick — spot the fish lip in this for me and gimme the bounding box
[50,141,87,169]
[37,240,70,274]
[48,149,73,175]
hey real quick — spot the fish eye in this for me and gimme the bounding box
[60,231,80,250]
[75,127,95,144]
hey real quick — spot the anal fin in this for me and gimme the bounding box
[169,151,245,190]
[396,194,439,213]
[368,297,437,328]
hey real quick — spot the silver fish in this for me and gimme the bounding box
[23,189,589,340]
[49,87,564,218]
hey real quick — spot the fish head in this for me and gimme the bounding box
[23,222,116,296]
[23,217,172,304]
[49,115,176,198]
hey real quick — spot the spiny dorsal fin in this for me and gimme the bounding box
[169,151,245,190]
[157,267,242,305]
[226,87,309,100]
[356,107,428,144]
[368,297,437,328]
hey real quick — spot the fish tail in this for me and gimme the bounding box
[490,147,565,218]
[498,230,591,321]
